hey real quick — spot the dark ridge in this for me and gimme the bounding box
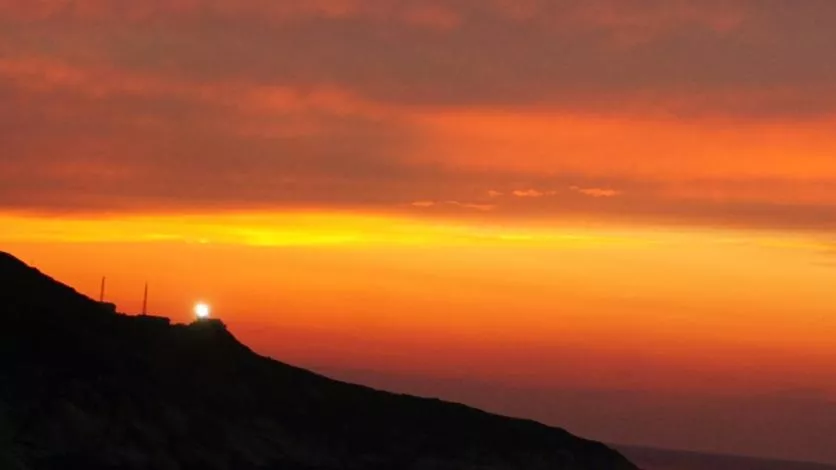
[0,251,638,470]
[0,252,99,314]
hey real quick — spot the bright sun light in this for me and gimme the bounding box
[194,302,211,319]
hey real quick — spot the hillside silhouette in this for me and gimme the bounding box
[0,252,638,470]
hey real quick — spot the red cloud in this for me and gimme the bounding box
[403,4,461,30]
[3,0,836,232]
[0,56,387,119]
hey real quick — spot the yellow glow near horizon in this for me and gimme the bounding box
[0,211,832,259]
[0,211,671,248]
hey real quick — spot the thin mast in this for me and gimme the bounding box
[142,282,148,315]
[99,276,106,302]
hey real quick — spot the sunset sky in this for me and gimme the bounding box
[2,0,836,464]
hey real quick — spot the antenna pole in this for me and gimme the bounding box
[99,276,106,302]
[142,282,148,315]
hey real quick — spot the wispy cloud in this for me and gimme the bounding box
[571,187,622,198]
[411,200,495,212]
[512,189,557,198]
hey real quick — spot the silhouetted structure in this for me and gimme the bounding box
[96,276,117,313]
[141,282,148,315]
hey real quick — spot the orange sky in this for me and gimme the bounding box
[4,214,836,462]
[3,0,836,464]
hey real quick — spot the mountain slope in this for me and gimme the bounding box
[0,251,638,470]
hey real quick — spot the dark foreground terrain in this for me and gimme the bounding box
[0,252,637,470]
[617,446,836,470]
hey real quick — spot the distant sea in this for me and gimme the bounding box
[616,446,836,470]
